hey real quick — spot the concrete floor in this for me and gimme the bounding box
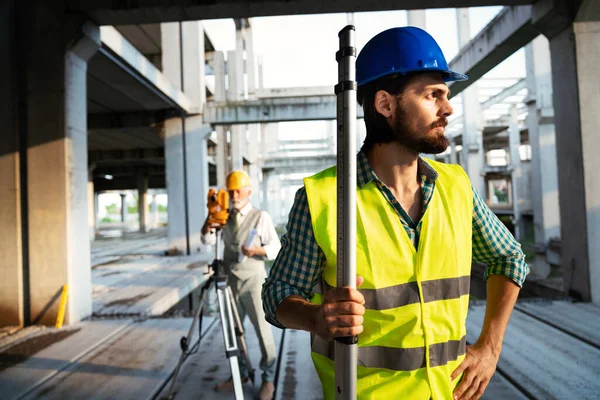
[1,232,599,399]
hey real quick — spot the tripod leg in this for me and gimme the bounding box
[227,286,255,384]
[216,286,245,399]
[166,280,211,399]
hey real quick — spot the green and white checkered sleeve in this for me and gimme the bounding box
[472,187,530,287]
[262,187,325,328]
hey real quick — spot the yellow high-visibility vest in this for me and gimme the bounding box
[304,159,473,400]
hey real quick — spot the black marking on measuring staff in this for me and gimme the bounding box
[336,46,357,61]
[334,81,357,95]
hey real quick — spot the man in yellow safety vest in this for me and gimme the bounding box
[262,26,529,400]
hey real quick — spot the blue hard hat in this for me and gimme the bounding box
[356,26,468,86]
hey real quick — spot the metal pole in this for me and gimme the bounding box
[508,105,521,240]
[334,25,357,400]
[179,22,191,255]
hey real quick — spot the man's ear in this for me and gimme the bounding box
[374,90,394,118]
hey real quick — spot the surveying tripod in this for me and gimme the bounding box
[166,227,254,399]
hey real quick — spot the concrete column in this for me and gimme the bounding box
[120,193,128,223]
[261,170,270,211]
[162,20,208,254]
[137,174,148,233]
[456,8,486,199]
[261,123,279,155]
[182,20,206,112]
[151,193,159,229]
[247,125,261,199]
[0,1,24,326]
[407,10,426,29]
[212,51,229,188]
[160,22,182,90]
[88,177,95,239]
[23,5,100,325]
[216,127,229,188]
[228,47,245,172]
[244,20,257,97]
[270,174,282,226]
[449,138,458,164]
[525,36,561,278]
[213,51,226,103]
[535,0,600,301]
[508,106,522,240]
[94,192,100,230]
[230,126,245,172]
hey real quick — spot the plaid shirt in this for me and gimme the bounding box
[262,152,529,328]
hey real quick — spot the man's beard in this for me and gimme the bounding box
[392,105,449,154]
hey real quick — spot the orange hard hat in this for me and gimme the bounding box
[226,170,251,191]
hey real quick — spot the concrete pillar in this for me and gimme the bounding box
[120,193,128,223]
[0,1,24,326]
[137,174,148,233]
[508,106,522,240]
[525,36,561,278]
[162,21,208,254]
[449,138,458,164]
[228,23,247,172]
[88,177,95,239]
[247,125,261,199]
[94,192,100,230]
[228,47,246,172]
[213,51,226,103]
[244,20,257,97]
[456,8,486,199]
[270,174,282,226]
[212,51,229,188]
[407,10,426,29]
[261,170,270,211]
[182,21,206,112]
[534,0,600,301]
[8,4,100,325]
[261,123,279,155]
[160,22,182,90]
[216,127,229,188]
[150,193,159,229]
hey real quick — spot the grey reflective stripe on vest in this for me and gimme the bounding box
[312,335,466,371]
[322,275,470,310]
[429,336,467,367]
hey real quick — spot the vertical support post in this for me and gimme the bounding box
[407,10,426,29]
[456,8,486,199]
[508,105,522,240]
[525,36,561,278]
[120,193,128,223]
[137,173,148,233]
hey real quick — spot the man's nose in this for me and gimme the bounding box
[440,98,454,117]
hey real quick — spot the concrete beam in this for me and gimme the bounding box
[94,175,166,191]
[93,164,165,177]
[89,148,165,164]
[481,78,527,109]
[261,155,336,174]
[69,0,534,25]
[205,95,364,124]
[448,6,539,97]
[88,110,177,130]
[100,26,194,113]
